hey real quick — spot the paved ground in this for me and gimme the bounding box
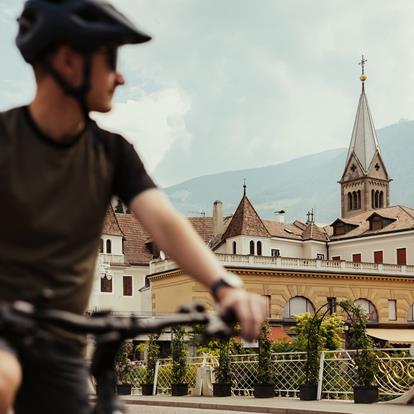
[125,407,263,414]
[121,395,413,414]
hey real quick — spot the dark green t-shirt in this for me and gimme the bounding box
[0,106,156,318]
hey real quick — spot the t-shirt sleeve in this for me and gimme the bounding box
[112,135,157,205]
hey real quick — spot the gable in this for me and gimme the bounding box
[366,152,389,181]
[341,152,365,182]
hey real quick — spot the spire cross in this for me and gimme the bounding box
[358,55,367,75]
[243,179,246,196]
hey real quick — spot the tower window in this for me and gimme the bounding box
[352,192,358,210]
[257,241,262,256]
[348,193,352,211]
[106,239,112,254]
[249,240,255,255]
[232,241,237,255]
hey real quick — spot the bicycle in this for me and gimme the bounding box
[0,299,236,414]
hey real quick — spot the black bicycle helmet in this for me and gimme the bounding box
[16,0,151,63]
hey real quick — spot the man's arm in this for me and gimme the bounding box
[130,188,267,341]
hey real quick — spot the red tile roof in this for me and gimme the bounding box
[302,222,329,242]
[326,205,414,240]
[115,213,153,265]
[102,205,124,236]
[222,195,270,239]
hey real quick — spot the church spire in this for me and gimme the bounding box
[339,56,391,219]
[345,55,380,173]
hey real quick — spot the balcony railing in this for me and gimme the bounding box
[101,254,125,265]
[149,253,414,278]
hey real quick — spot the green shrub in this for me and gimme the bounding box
[171,326,187,384]
[115,341,134,385]
[214,338,232,384]
[257,322,273,384]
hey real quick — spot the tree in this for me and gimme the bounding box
[114,198,124,213]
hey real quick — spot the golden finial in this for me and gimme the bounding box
[358,55,367,82]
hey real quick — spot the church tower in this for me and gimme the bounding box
[339,56,391,219]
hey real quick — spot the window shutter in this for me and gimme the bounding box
[123,276,132,296]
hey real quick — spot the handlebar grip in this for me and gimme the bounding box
[220,308,238,325]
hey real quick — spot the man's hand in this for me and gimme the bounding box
[217,288,267,342]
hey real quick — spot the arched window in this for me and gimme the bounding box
[353,192,358,210]
[348,193,352,210]
[249,240,255,255]
[375,191,379,208]
[99,238,104,253]
[357,190,361,209]
[283,296,315,319]
[408,304,414,322]
[354,299,378,322]
[232,241,237,255]
[106,239,112,254]
[371,190,375,208]
[379,191,384,208]
[257,241,262,256]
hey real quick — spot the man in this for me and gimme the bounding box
[0,0,267,413]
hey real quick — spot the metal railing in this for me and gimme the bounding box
[320,348,414,400]
[127,348,413,399]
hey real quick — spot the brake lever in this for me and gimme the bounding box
[199,308,238,343]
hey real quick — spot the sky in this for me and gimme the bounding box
[1,1,414,187]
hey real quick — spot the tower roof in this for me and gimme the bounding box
[221,194,270,239]
[346,84,380,173]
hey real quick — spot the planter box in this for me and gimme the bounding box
[116,384,131,395]
[141,383,155,396]
[299,384,318,401]
[213,383,232,397]
[171,383,188,396]
[353,386,379,404]
[253,383,274,398]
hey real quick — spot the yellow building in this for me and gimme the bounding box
[147,69,414,343]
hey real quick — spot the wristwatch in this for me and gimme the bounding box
[210,272,244,301]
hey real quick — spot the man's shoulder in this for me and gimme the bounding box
[0,106,26,140]
[93,122,134,156]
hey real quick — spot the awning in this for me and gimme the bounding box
[366,328,414,344]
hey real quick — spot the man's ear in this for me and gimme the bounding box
[48,45,84,86]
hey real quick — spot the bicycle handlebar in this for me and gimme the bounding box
[0,300,237,341]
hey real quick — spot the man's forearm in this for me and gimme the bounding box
[146,211,224,289]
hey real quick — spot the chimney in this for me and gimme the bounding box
[274,210,285,223]
[213,200,224,236]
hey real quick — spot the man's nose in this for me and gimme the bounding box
[115,72,125,86]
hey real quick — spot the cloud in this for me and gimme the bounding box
[92,88,191,174]
[2,0,414,187]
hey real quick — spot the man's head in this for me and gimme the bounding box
[33,44,125,113]
[16,0,151,115]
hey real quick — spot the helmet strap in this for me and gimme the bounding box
[42,51,93,125]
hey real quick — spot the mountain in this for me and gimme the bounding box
[164,120,414,223]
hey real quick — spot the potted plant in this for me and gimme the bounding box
[213,338,232,396]
[253,322,274,398]
[297,313,322,401]
[340,300,379,404]
[171,326,188,396]
[140,335,160,395]
[115,341,134,395]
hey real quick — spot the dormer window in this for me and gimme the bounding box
[334,223,346,236]
[367,213,396,231]
[331,219,358,237]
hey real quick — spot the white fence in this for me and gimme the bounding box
[127,348,413,399]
